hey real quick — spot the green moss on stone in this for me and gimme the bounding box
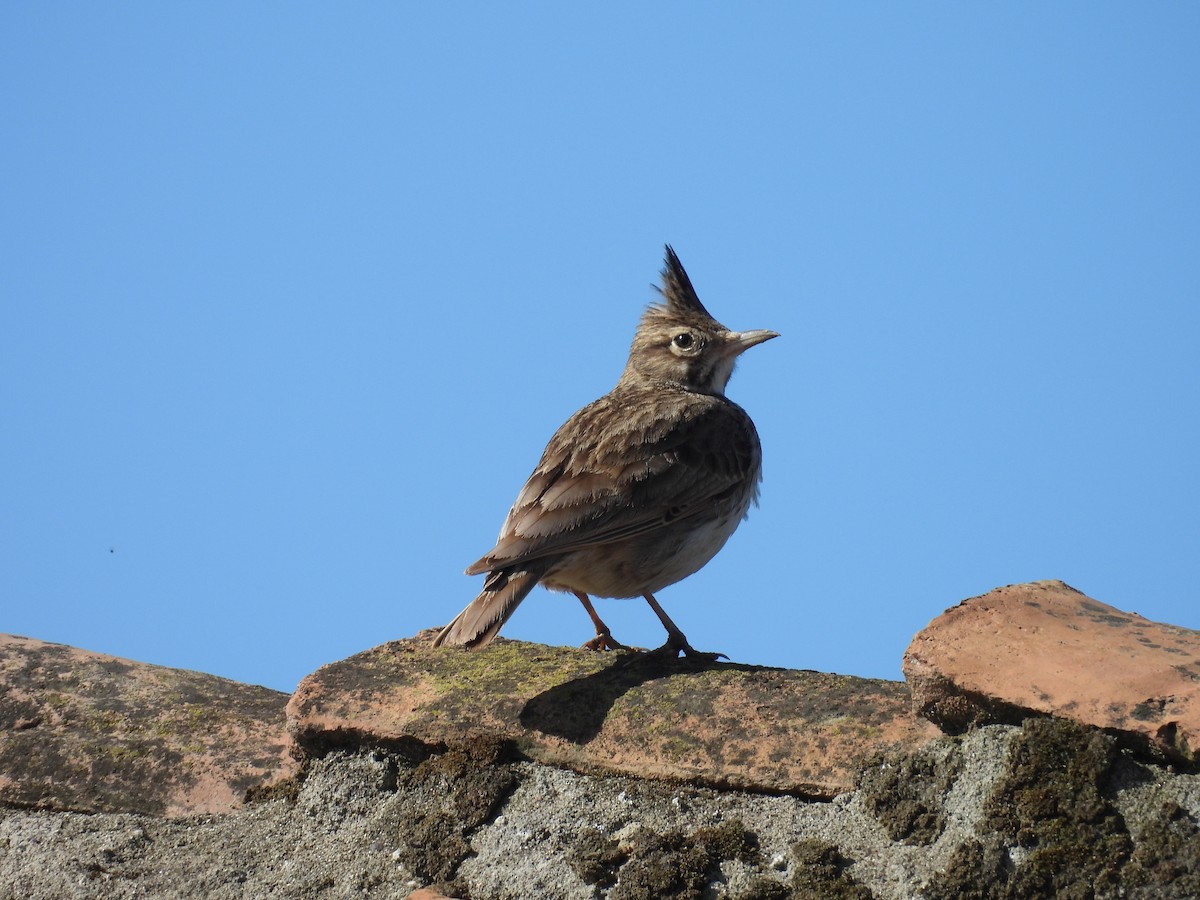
[610,829,712,900]
[566,829,625,886]
[1121,801,1200,896]
[389,748,518,884]
[788,839,875,899]
[857,744,958,844]
[924,718,1138,899]
[692,820,760,863]
[736,875,793,899]
[609,819,760,900]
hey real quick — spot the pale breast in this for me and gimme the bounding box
[541,492,751,599]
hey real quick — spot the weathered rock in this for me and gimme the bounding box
[902,581,1200,766]
[0,634,297,816]
[3,611,1200,898]
[3,726,1199,900]
[286,633,940,798]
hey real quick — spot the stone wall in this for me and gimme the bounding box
[1,581,1197,899]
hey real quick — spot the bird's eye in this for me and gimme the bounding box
[672,333,695,350]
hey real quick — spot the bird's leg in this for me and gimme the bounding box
[575,592,632,651]
[643,593,727,661]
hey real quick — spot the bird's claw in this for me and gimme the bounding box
[648,640,727,662]
[581,631,634,652]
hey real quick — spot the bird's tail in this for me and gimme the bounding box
[432,567,542,649]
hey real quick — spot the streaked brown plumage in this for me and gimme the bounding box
[433,246,777,658]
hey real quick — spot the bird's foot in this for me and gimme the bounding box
[649,636,728,662]
[686,647,729,662]
[640,594,727,661]
[581,630,635,652]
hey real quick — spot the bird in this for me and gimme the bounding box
[433,246,777,659]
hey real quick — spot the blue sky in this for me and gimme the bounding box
[3,5,1197,692]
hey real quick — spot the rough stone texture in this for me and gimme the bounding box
[0,634,297,816]
[287,633,940,799]
[902,580,1200,766]
[4,584,1200,898]
[2,726,1198,899]
[0,751,429,900]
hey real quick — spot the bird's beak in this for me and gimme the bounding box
[725,329,780,356]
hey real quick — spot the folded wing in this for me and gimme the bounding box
[466,392,759,575]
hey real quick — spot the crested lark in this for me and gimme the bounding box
[434,246,777,658]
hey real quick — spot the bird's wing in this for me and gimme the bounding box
[465,391,760,575]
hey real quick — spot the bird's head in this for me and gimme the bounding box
[621,246,778,396]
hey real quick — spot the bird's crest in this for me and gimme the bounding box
[655,245,716,321]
